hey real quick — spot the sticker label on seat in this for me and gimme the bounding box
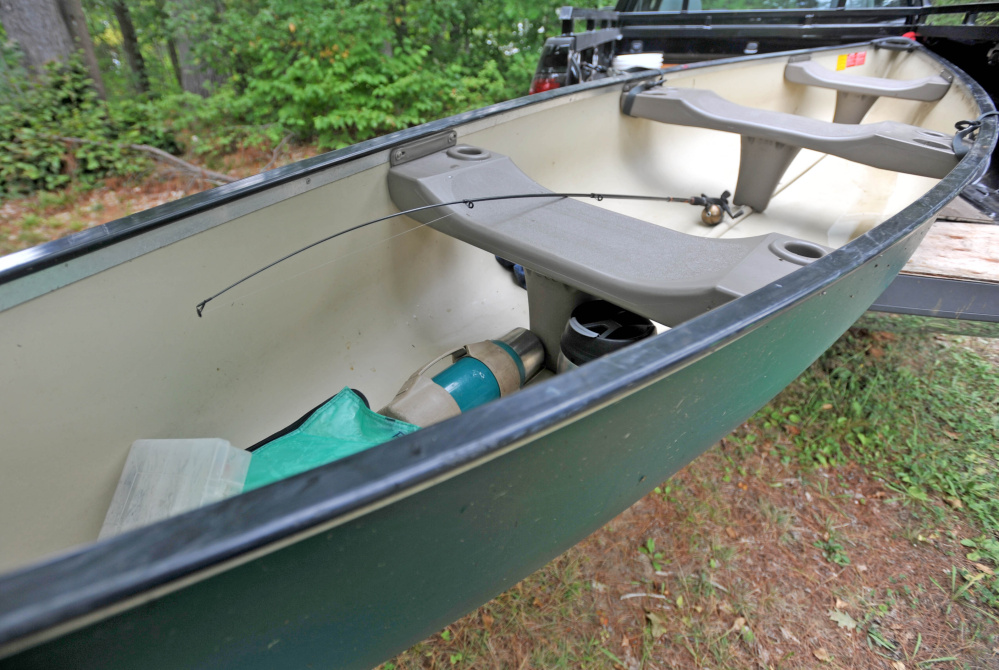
[836,51,867,70]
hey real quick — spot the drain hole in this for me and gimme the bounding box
[446,145,491,161]
[784,241,825,259]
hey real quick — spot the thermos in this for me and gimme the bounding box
[380,328,544,427]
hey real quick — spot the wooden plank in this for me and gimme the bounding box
[902,220,999,284]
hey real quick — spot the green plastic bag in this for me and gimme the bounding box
[244,387,419,491]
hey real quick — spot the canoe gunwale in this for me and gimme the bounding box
[0,42,995,659]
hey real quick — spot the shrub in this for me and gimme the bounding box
[0,55,178,198]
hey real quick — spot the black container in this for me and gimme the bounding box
[557,300,656,372]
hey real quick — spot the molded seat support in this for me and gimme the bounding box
[784,57,953,124]
[388,145,831,338]
[622,85,958,211]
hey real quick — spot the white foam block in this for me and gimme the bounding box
[99,438,251,539]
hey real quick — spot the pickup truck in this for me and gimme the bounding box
[529,1,999,102]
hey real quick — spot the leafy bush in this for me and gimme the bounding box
[1,1,560,195]
[154,0,558,151]
[0,55,178,198]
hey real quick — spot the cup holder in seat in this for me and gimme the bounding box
[447,145,492,161]
[768,239,828,265]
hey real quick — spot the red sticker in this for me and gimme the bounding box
[856,51,866,65]
[846,52,857,67]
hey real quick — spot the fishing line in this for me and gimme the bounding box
[195,190,733,316]
[197,208,460,317]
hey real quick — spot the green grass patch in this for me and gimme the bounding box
[738,315,999,608]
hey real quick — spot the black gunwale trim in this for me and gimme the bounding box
[0,42,994,655]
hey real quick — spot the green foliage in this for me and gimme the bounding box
[83,0,182,99]
[814,537,851,566]
[922,0,998,27]
[0,57,177,198]
[4,1,563,196]
[0,39,29,102]
[152,0,561,150]
[639,537,666,570]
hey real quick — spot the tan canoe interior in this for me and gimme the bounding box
[0,45,980,573]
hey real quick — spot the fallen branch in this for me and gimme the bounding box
[51,136,237,185]
[262,132,296,172]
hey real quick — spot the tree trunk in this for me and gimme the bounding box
[166,38,183,89]
[56,0,106,99]
[0,0,75,74]
[112,0,149,95]
[152,0,182,89]
[392,0,408,47]
[168,0,225,97]
[173,37,224,96]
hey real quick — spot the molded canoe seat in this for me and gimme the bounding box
[622,85,958,211]
[388,145,831,327]
[784,58,953,123]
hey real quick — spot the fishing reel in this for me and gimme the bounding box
[695,190,736,226]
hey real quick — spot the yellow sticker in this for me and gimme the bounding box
[836,54,848,71]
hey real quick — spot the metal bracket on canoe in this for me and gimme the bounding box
[622,86,959,211]
[388,145,832,337]
[390,131,458,166]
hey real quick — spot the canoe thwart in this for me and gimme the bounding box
[622,86,958,211]
[785,57,952,123]
[388,145,831,329]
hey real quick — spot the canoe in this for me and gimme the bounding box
[0,40,994,669]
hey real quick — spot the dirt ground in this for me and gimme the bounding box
[583,453,995,669]
[0,142,315,257]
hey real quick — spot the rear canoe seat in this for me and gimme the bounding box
[622,84,958,211]
[389,144,831,330]
[784,57,953,124]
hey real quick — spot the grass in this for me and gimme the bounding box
[749,315,999,608]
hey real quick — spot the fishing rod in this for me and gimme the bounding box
[196,189,736,316]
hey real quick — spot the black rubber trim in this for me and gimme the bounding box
[0,42,993,657]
